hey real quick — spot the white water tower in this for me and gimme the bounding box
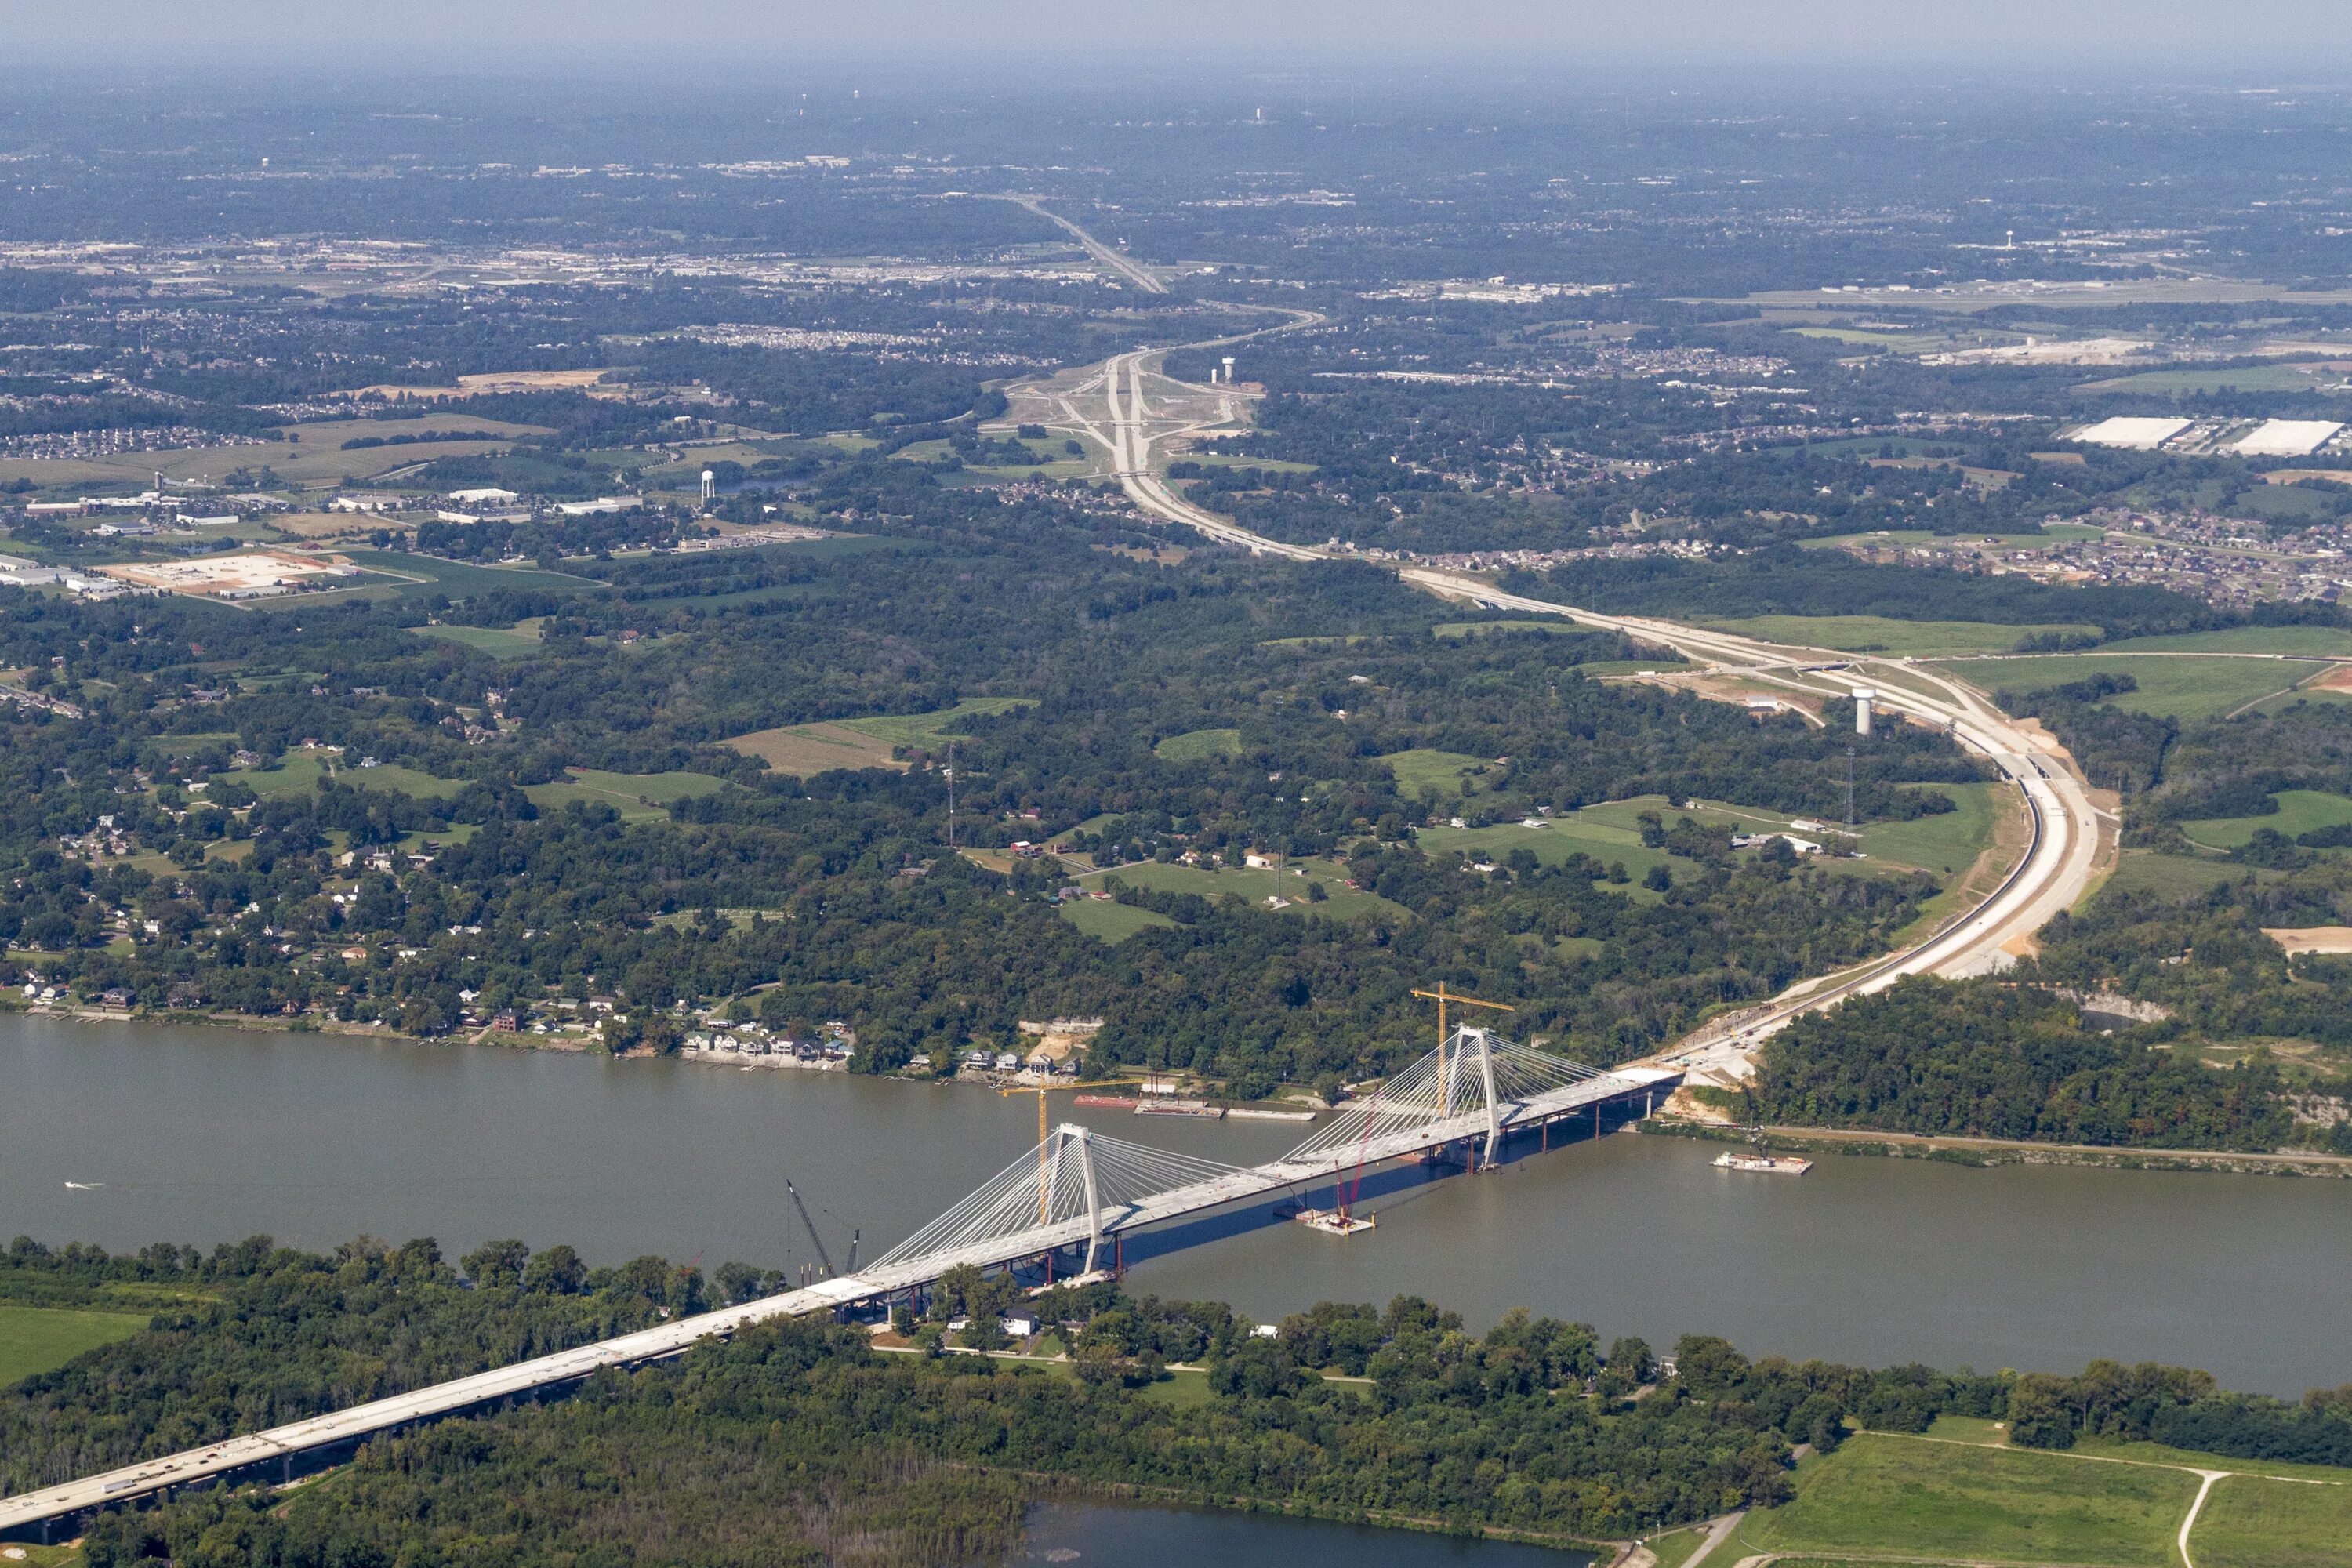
[699,468,716,503]
[1853,688,1877,737]
[1222,355,1236,384]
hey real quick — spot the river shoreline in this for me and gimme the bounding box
[1642,1116,2352,1178]
[27,1000,2347,1181]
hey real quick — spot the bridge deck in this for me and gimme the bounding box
[0,1067,1676,1533]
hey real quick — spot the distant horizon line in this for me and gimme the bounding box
[5,52,2352,93]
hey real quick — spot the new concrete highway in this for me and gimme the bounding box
[988,194,1169,294]
[1091,344,2107,1072]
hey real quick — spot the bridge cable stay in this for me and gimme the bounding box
[1281,1028,1605,1174]
[872,1126,1243,1276]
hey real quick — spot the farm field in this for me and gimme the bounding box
[2097,625,2352,655]
[2180,788,2352,851]
[220,753,465,800]
[1056,898,1179,943]
[406,619,545,658]
[1934,652,2322,720]
[1429,793,1744,869]
[523,768,731,821]
[1076,857,1406,920]
[1699,614,2102,655]
[1153,727,1243,763]
[0,414,550,489]
[0,1304,150,1385]
[724,697,1035,776]
[1380,746,1497,800]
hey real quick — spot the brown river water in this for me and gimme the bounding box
[5,1016,2348,1393]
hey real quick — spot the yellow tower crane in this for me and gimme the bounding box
[1410,982,1513,1118]
[999,1073,1145,1222]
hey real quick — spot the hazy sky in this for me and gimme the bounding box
[13,0,2352,75]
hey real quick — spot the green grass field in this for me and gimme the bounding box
[0,1303,150,1385]
[1700,614,2103,656]
[1744,1421,2352,1568]
[1381,747,1496,800]
[220,753,466,800]
[1057,898,1180,943]
[1080,858,1406,920]
[1640,1523,1714,1568]
[1417,797,1707,893]
[1737,1432,2198,1566]
[834,697,1036,748]
[1939,653,2319,720]
[1152,727,1243,763]
[1860,783,2000,876]
[2098,626,2352,656]
[524,768,732,821]
[407,620,545,658]
[2180,788,2352,851]
[1135,1367,1218,1409]
[2192,1473,2352,1568]
[2100,850,2281,901]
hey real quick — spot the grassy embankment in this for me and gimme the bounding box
[1740,1417,2352,1568]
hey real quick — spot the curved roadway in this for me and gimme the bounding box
[0,340,2107,1544]
[1098,344,2104,1069]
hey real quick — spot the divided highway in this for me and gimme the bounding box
[1096,345,2106,1068]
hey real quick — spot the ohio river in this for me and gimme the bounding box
[6,1017,2349,1394]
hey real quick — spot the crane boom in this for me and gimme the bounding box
[783,1179,837,1277]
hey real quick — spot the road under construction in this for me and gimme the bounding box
[2,220,2111,1541]
[1071,335,2106,1082]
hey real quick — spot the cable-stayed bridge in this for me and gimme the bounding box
[0,1030,1678,1538]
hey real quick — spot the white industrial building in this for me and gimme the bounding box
[2229,419,2344,457]
[2071,416,2191,451]
[557,495,642,517]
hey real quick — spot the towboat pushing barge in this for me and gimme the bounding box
[1713,1150,1813,1174]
